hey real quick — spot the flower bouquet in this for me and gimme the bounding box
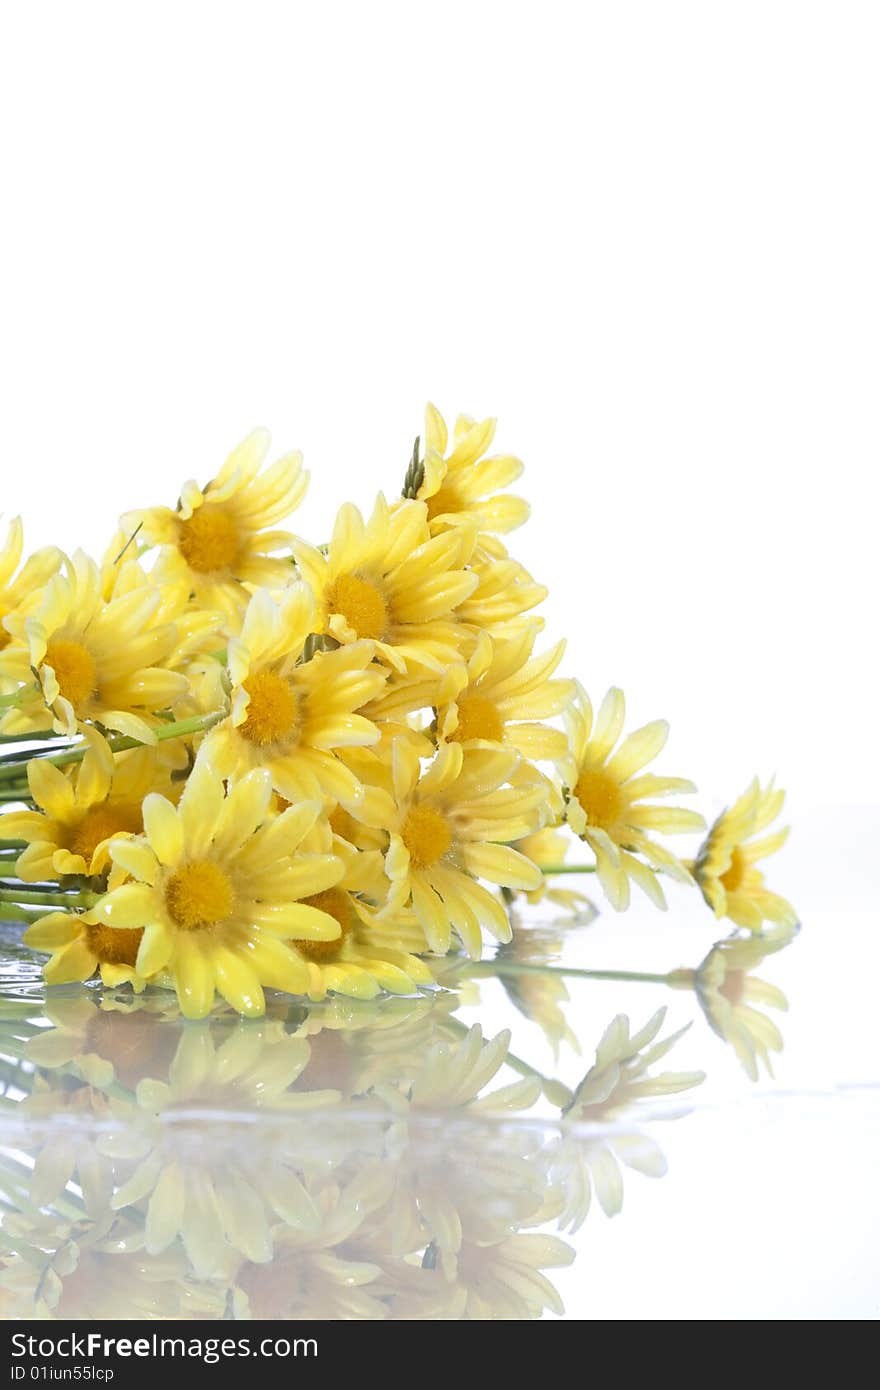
[0,407,798,1036]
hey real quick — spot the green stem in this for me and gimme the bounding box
[463,960,676,987]
[0,901,45,924]
[0,710,224,782]
[539,864,597,875]
[0,729,60,745]
[0,887,98,909]
[0,686,36,711]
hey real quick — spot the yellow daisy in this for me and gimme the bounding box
[121,428,308,622]
[23,909,149,992]
[369,740,546,957]
[693,778,798,932]
[560,685,704,910]
[202,585,386,806]
[688,923,796,1080]
[105,1023,338,1278]
[0,516,63,653]
[410,405,529,552]
[0,551,192,741]
[284,837,435,1002]
[2,730,170,881]
[23,994,182,1092]
[454,554,547,636]
[556,1008,704,1231]
[492,921,580,1055]
[292,494,477,673]
[436,623,574,760]
[233,1175,391,1319]
[85,759,346,1018]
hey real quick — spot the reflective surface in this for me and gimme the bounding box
[1,826,878,1321]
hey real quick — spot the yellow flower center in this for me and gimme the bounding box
[240,670,300,747]
[327,573,389,640]
[84,922,144,968]
[67,803,143,865]
[46,638,98,710]
[292,888,351,962]
[451,692,505,743]
[0,611,9,652]
[720,848,747,894]
[165,860,234,931]
[720,967,746,1006]
[401,804,453,869]
[425,480,463,520]
[573,768,626,831]
[177,505,241,574]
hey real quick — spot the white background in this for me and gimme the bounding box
[1,2,877,827]
[1,6,879,1320]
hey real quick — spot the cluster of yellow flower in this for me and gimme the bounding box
[0,408,798,1019]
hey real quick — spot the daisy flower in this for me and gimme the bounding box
[693,778,798,932]
[22,1078,116,1216]
[24,995,182,1092]
[455,554,548,636]
[121,428,308,622]
[284,837,435,1003]
[370,741,546,956]
[493,922,580,1056]
[411,404,529,552]
[555,1008,704,1231]
[436,623,575,761]
[3,730,170,881]
[85,760,346,1018]
[105,1023,337,1278]
[689,923,796,1080]
[292,494,477,673]
[232,1173,392,1320]
[0,515,63,652]
[0,1213,209,1321]
[393,1232,575,1320]
[23,909,150,992]
[202,585,386,806]
[0,551,193,741]
[384,1022,542,1114]
[560,685,704,910]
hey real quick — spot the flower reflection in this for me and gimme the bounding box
[0,980,714,1319]
[690,924,796,1080]
[552,1008,704,1231]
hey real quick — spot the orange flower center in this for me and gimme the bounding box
[720,848,747,894]
[177,505,241,574]
[83,1010,182,1091]
[326,573,389,640]
[165,860,234,931]
[84,922,144,968]
[401,804,453,869]
[451,692,505,743]
[573,768,625,831]
[292,888,351,962]
[240,670,300,746]
[720,967,746,1006]
[46,638,98,710]
[67,803,143,865]
[329,805,360,842]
